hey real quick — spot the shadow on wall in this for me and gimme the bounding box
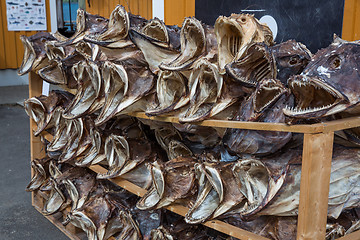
[0,69,29,86]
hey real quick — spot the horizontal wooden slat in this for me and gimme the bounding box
[337,230,360,240]
[128,112,360,134]
[89,165,270,240]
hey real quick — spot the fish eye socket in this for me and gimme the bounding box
[289,56,299,65]
[329,55,342,69]
[240,17,247,23]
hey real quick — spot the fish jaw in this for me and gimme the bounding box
[159,17,206,71]
[253,78,288,114]
[284,42,360,118]
[142,17,169,44]
[215,14,273,71]
[284,75,348,118]
[226,43,276,87]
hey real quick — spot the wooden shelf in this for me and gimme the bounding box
[128,112,360,134]
[29,72,360,240]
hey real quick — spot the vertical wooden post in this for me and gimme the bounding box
[297,132,334,240]
[29,72,46,206]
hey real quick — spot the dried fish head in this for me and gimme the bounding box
[85,5,130,45]
[185,162,224,224]
[284,39,360,118]
[146,70,189,116]
[215,13,273,71]
[226,42,276,87]
[129,29,180,73]
[18,32,57,75]
[270,39,312,85]
[223,79,292,155]
[179,58,223,122]
[159,17,206,71]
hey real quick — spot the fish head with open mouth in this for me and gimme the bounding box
[56,9,109,46]
[84,5,129,45]
[159,17,207,71]
[270,39,312,85]
[18,32,58,75]
[179,58,223,122]
[226,42,277,87]
[284,40,360,119]
[146,70,189,116]
[223,78,293,155]
[215,13,273,71]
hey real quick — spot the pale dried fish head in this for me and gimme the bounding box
[146,70,189,116]
[215,13,273,71]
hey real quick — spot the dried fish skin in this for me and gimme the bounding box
[215,13,273,71]
[223,79,292,156]
[146,70,189,116]
[226,42,277,87]
[284,39,360,119]
[18,32,57,75]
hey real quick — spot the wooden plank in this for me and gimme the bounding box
[29,72,45,205]
[1,0,18,68]
[0,0,6,69]
[337,230,360,240]
[129,112,319,133]
[342,0,356,40]
[296,132,334,240]
[89,165,270,240]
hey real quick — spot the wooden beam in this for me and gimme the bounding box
[29,72,46,205]
[337,230,360,240]
[296,132,334,240]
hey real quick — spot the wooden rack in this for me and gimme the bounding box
[29,72,360,240]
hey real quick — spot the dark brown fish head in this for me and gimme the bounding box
[179,58,223,122]
[226,42,276,87]
[270,39,312,85]
[223,79,292,155]
[284,41,360,119]
[84,5,130,46]
[56,9,109,46]
[18,32,57,75]
[215,13,273,71]
[146,70,189,116]
[159,17,206,71]
[252,78,289,116]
